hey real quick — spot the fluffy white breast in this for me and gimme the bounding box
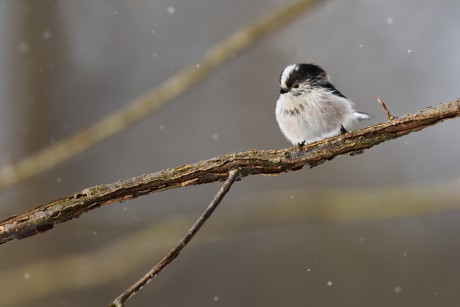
[276,89,355,145]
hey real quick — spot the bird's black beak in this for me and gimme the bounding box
[280,88,288,94]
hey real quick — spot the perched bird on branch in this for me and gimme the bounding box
[276,63,369,145]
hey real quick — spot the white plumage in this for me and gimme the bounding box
[276,64,369,145]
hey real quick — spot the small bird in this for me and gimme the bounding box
[276,63,369,146]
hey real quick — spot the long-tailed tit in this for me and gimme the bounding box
[276,63,369,146]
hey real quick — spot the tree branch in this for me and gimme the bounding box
[110,169,240,307]
[0,99,459,245]
[0,0,322,190]
[377,97,396,120]
[2,180,458,306]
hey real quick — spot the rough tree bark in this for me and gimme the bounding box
[0,99,459,245]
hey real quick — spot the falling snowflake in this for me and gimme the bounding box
[43,30,52,40]
[167,6,175,15]
[18,41,30,53]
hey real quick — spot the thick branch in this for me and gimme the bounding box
[0,99,459,245]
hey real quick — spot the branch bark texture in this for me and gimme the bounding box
[0,99,459,245]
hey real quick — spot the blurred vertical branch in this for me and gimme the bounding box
[22,2,47,153]
[0,0,323,190]
[11,1,66,157]
[9,2,66,213]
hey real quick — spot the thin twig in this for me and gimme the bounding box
[0,100,459,245]
[0,0,322,190]
[2,180,459,307]
[377,97,396,121]
[109,169,240,307]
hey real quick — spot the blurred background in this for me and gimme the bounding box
[1,0,460,306]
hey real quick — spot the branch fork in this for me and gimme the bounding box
[377,97,396,121]
[110,170,240,307]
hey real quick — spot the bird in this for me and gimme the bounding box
[275,63,370,146]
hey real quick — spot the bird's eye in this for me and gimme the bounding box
[293,83,300,89]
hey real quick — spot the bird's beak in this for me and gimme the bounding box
[280,88,288,94]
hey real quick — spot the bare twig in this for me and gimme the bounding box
[109,169,240,307]
[0,99,459,245]
[0,0,322,190]
[377,97,396,121]
[2,180,459,306]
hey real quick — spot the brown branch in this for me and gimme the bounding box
[2,180,459,307]
[0,0,322,191]
[109,169,240,307]
[377,97,396,120]
[0,99,459,245]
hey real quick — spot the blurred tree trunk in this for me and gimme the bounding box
[6,1,67,250]
[9,1,69,163]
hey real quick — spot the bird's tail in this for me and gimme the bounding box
[353,111,371,121]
